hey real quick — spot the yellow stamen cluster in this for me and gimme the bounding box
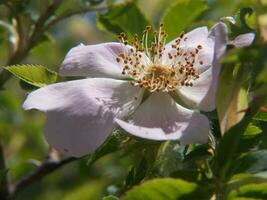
[116,24,203,92]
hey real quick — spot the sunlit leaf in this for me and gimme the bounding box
[3,65,57,88]
[244,124,262,136]
[162,0,207,40]
[123,178,208,200]
[226,173,267,199]
[228,183,267,199]
[254,112,267,122]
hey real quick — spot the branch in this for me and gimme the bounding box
[10,157,76,199]
[0,142,9,200]
[28,0,63,48]
[0,2,109,88]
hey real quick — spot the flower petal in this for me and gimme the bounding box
[209,22,228,60]
[115,92,210,144]
[23,78,143,157]
[164,27,215,74]
[177,67,215,111]
[176,23,228,112]
[60,42,124,78]
[232,33,255,48]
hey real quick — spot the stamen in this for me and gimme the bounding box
[117,24,203,92]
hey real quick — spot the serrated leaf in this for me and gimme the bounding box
[162,0,208,41]
[4,65,57,88]
[123,178,208,200]
[97,2,151,38]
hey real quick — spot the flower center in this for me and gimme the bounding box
[116,24,203,92]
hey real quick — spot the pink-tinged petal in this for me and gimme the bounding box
[115,92,210,144]
[164,27,215,74]
[177,23,228,112]
[177,68,215,111]
[232,33,255,48]
[60,42,125,78]
[23,78,143,157]
[209,22,228,60]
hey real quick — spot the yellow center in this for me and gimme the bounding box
[116,24,203,92]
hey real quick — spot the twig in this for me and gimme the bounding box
[0,142,9,200]
[28,0,63,49]
[9,157,76,199]
[0,2,109,88]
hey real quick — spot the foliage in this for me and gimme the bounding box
[0,0,267,200]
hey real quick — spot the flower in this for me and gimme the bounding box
[23,23,228,157]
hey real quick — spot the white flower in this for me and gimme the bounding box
[23,23,228,157]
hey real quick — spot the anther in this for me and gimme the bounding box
[197,45,202,49]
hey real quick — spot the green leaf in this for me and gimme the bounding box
[244,124,262,136]
[235,124,262,154]
[87,130,127,166]
[229,7,255,38]
[97,2,151,38]
[4,65,57,88]
[162,0,208,41]
[63,180,106,200]
[231,150,267,175]
[126,158,148,188]
[171,170,200,183]
[103,195,120,200]
[216,60,248,134]
[228,183,267,199]
[226,173,267,198]
[156,141,183,176]
[123,178,208,200]
[213,102,260,181]
[254,112,267,122]
[184,144,212,162]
